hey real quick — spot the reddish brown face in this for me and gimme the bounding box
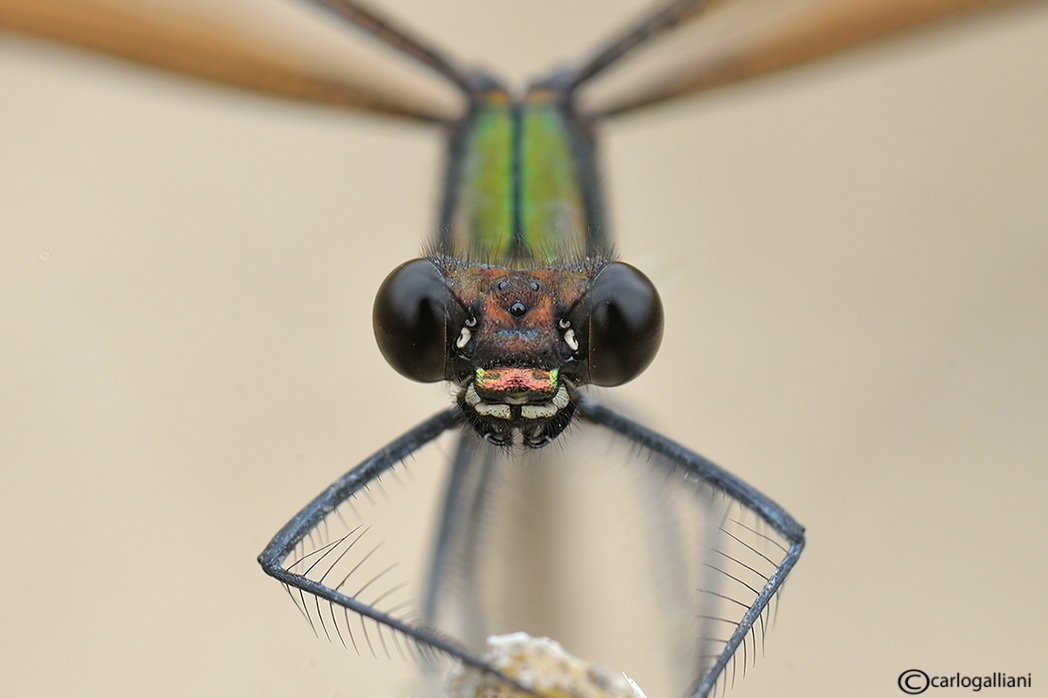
[373,255,663,447]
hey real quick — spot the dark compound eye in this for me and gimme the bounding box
[587,262,664,387]
[372,259,447,382]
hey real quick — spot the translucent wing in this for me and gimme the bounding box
[0,0,459,121]
[572,0,1042,117]
[423,422,800,698]
[3,0,1038,123]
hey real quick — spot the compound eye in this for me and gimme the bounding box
[373,259,447,382]
[587,262,664,387]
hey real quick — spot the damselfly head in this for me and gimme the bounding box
[373,256,663,447]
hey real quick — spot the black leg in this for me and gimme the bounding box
[260,399,803,698]
[295,0,474,93]
[564,0,714,92]
[257,406,537,695]
[578,395,805,698]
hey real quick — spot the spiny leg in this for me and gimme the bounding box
[577,395,805,698]
[258,406,539,696]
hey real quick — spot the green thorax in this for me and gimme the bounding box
[440,86,604,267]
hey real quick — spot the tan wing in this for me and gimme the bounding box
[0,0,458,122]
[579,0,1044,118]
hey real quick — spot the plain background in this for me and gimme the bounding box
[2,1,1047,696]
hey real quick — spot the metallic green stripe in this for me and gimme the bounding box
[519,92,586,264]
[449,93,513,261]
[448,90,587,267]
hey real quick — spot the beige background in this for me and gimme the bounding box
[2,1,1047,697]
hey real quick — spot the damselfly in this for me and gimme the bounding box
[259,3,807,695]
[3,1,1044,697]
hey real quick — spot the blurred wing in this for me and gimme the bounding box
[579,0,1041,118]
[0,0,458,122]
[420,421,799,698]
